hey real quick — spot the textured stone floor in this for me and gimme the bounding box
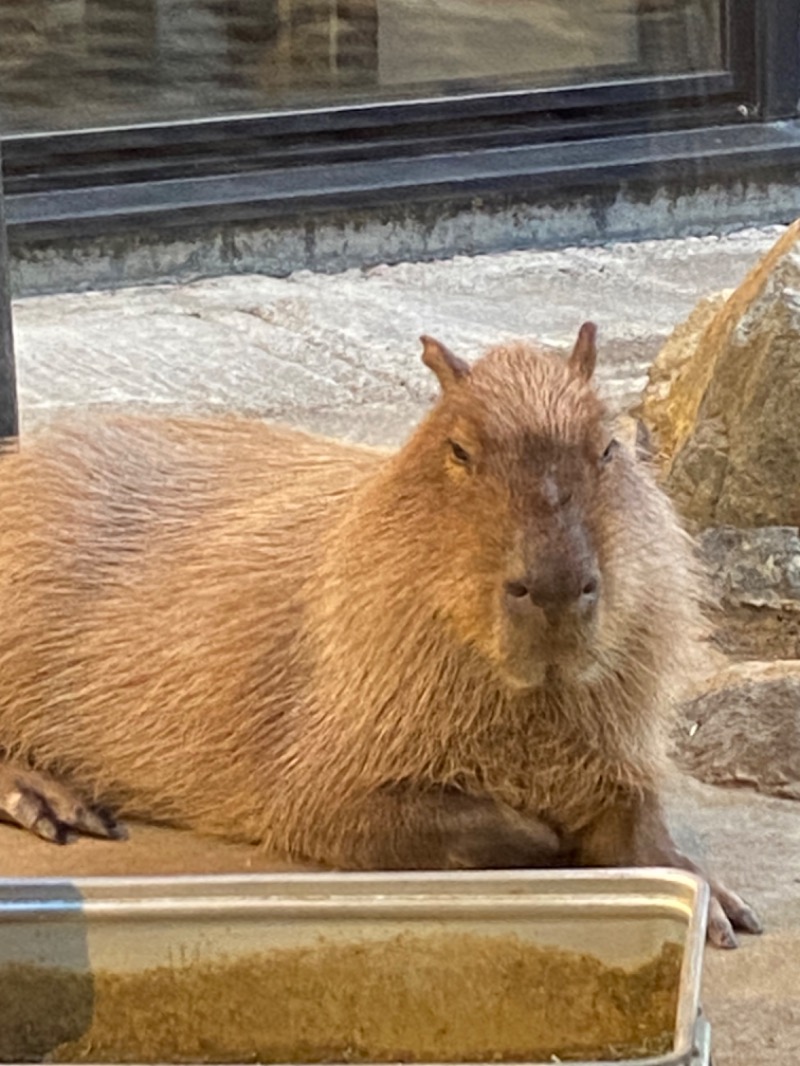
[4,221,799,1065]
[12,225,784,442]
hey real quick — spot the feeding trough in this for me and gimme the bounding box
[0,868,710,1066]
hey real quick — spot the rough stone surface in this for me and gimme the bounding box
[674,660,800,801]
[700,527,800,611]
[12,183,800,300]
[697,526,800,660]
[11,225,787,445]
[640,219,800,529]
[632,290,730,458]
[709,604,800,663]
[673,779,800,1066]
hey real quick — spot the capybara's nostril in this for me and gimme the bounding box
[581,576,599,601]
[521,563,600,617]
[505,580,529,599]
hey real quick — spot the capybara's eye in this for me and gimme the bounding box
[448,440,472,465]
[601,439,619,465]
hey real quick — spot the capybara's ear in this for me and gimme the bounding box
[420,336,470,392]
[566,322,597,383]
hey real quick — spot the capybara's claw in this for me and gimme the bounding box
[707,879,763,947]
[736,903,764,935]
[0,762,123,844]
[98,808,129,841]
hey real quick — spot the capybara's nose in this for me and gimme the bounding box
[505,565,600,619]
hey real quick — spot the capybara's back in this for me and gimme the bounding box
[0,327,762,947]
[0,414,381,844]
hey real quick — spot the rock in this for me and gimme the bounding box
[699,526,800,611]
[637,219,800,529]
[708,605,800,663]
[632,291,730,461]
[697,526,800,660]
[673,660,800,800]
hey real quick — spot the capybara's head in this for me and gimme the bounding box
[405,323,636,691]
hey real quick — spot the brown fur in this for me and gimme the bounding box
[0,333,707,871]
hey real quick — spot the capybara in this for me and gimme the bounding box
[0,324,761,947]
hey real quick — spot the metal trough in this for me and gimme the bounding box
[0,868,710,1066]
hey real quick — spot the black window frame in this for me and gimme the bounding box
[0,152,17,446]
[1,0,800,442]
[0,1,787,232]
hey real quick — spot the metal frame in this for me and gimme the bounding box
[0,146,18,447]
[0,0,772,234]
[8,120,800,242]
[757,0,800,119]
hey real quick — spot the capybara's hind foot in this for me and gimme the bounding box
[0,762,125,844]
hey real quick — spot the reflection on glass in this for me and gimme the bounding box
[0,1,722,134]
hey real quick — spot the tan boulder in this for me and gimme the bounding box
[634,291,729,462]
[636,219,800,529]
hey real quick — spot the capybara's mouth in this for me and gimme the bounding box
[498,641,601,691]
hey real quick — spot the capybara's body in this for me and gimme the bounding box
[0,328,761,948]
[0,416,386,855]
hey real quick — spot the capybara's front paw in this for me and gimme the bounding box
[443,797,564,869]
[706,878,763,949]
[0,762,125,844]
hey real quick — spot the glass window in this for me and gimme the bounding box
[0,0,723,135]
